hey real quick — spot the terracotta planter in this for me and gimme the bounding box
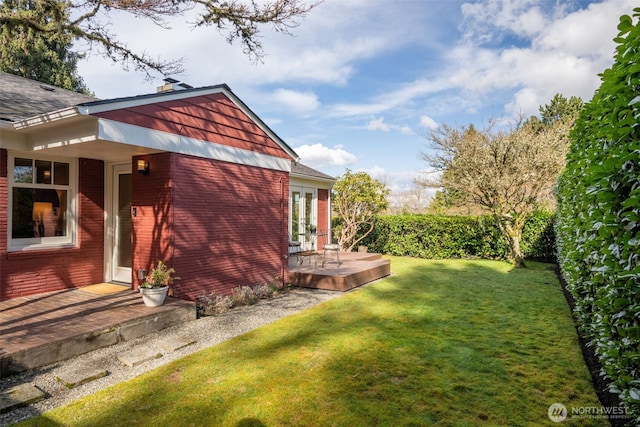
[140,286,169,307]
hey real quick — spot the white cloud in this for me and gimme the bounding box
[294,143,357,168]
[272,89,320,113]
[504,87,539,118]
[446,0,636,119]
[536,1,630,58]
[399,126,414,135]
[460,0,549,42]
[366,117,415,135]
[367,117,390,132]
[420,116,438,130]
[367,165,388,180]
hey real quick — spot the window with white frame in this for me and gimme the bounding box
[8,153,77,251]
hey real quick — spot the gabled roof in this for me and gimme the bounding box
[75,83,298,161]
[0,72,97,122]
[1,73,299,162]
[291,162,335,182]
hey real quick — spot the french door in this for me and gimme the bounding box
[290,186,316,250]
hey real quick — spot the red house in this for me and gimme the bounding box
[0,73,334,301]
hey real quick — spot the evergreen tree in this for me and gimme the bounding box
[0,0,90,93]
[539,93,583,126]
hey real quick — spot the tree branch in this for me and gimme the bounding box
[1,0,321,78]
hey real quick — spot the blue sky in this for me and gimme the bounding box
[76,0,636,199]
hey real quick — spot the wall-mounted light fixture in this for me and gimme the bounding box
[137,159,149,175]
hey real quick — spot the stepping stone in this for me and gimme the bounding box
[55,367,108,389]
[0,384,46,414]
[158,336,197,353]
[117,348,162,367]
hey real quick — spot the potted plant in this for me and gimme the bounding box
[139,260,179,307]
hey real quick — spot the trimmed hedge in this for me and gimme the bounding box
[352,211,555,262]
[556,9,640,421]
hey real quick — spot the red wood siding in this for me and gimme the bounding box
[131,152,174,288]
[131,153,289,300]
[94,93,290,159]
[0,156,105,300]
[0,149,7,289]
[317,188,330,247]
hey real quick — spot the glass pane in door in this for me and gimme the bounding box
[305,192,314,232]
[117,174,132,268]
[291,191,300,239]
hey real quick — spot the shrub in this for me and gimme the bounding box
[556,9,640,421]
[231,286,259,306]
[354,212,554,262]
[196,293,233,317]
[196,278,289,317]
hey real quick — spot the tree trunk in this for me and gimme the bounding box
[500,216,527,268]
[509,231,526,268]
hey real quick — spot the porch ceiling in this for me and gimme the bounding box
[6,114,162,163]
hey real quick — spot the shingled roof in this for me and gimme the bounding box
[0,72,97,122]
[291,161,335,181]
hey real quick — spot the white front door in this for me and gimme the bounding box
[111,164,132,283]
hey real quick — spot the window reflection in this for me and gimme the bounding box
[12,188,67,238]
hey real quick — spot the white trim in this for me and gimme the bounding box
[289,185,318,250]
[98,119,292,172]
[110,164,132,284]
[104,164,114,283]
[290,176,333,190]
[78,88,227,115]
[7,152,78,252]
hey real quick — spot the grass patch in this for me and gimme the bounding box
[19,258,605,426]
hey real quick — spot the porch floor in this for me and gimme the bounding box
[0,286,195,377]
[289,251,391,291]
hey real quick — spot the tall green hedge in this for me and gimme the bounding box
[556,9,640,421]
[351,211,555,262]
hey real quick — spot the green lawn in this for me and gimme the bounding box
[20,258,605,426]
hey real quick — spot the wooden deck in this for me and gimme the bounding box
[289,251,391,291]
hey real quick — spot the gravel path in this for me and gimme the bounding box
[0,288,343,426]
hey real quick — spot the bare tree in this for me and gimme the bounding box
[420,119,572,267]
[0,0,320,79]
